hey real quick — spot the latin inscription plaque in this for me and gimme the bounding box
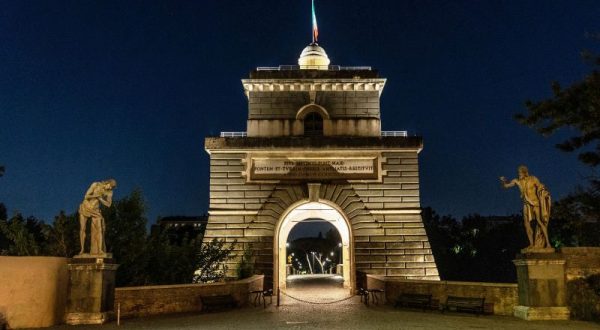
[249,157,378,181]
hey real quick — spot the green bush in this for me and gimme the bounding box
[236,245,255,280]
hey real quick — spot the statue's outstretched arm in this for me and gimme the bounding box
[500,177,517,189]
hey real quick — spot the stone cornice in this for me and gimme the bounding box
[241,78,387,98]
[205,136,423,154]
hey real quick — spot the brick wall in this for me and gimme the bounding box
[114,275,264,319]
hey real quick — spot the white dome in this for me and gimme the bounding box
[298,43,330,69]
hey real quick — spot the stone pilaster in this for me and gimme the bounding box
[65,256,119,325]
[513,251,570,320]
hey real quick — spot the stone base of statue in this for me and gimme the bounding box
[514,306,570,321]
[520,247,555,254]
[65,255,118,325]
[513,250,570,321]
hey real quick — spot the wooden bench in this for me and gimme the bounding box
[394,293,433,311]
[442,296,485,315]
[369,289,385,305]
[200,294,237,312]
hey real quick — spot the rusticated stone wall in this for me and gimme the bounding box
[204,147,440,288]
[247,91,381,119]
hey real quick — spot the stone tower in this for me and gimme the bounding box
[204,42,440,290]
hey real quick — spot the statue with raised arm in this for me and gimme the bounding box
[78,179,117,256]
[500,166,551,250]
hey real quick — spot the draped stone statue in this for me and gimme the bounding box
[500,166,551,250]
[78,179,117,256]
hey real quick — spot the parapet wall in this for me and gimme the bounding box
[0,256,69,329]
[366,274,518,316]
[114,275,264,318]
[560,247,600,280]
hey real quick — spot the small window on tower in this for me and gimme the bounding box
[304,112,323,137]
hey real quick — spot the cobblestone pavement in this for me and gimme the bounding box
[55,276,600,330]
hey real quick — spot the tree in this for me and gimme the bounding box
[422,207,526,282]
[0,214,44,256]
[516,46,600,167]
[550,182,600,247]
[143,229,203,285]
[236,244,255,280]
[103,189,149,286]
[192,238,235,283]
[517,39,600,247]
[44,211,79,257]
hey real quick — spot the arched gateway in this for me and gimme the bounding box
[203,42,440,292]
[276,200,353,290]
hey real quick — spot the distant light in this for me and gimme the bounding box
[286,242,290,248]
[338,243,342,247]
[330,251,334,256]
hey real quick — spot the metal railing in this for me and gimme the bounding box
[381,131,408,137]
[220,132,247,138]
[220,131,407,138]
[256,65,372,71]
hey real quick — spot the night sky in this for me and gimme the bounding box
[1,1,599,224]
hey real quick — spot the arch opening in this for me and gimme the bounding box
[275,201,353,292]
[304,112,324,137]
[286,219,343,288]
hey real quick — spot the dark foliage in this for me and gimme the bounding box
[567,274,600,321]
[144,229,204,285]
[103,189,149,286]
[550,180,600,247]
[44,211,79,257]
[236,244,255,280]
[192,238,235,283]
[517,46,600,167]
[423,207,527,283]
[0,191,234,287]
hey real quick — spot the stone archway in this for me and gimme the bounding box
[274,200,354,292]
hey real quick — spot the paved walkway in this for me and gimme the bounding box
[55,276,599,329]
[57,301,599,330]
[284,274,351,305]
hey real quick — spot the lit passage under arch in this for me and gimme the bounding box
[286,219,343,278]
[276,201,353,291]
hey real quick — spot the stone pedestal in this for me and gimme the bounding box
[513,250,570,321]
[65,256,118,325]
[336,264,343,275]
